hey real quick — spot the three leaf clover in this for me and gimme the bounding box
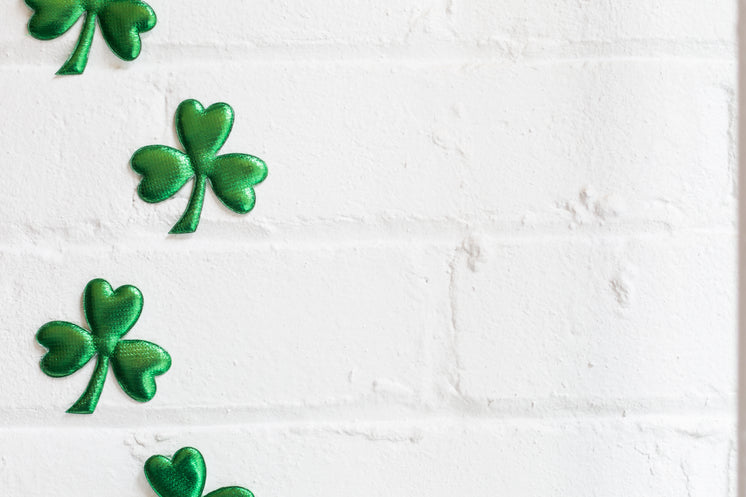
[25,0,156,75]
[131,99,268,234]
[36,278,171,414]
[145,447,254,497]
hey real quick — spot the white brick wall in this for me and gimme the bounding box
[0,1,737,496]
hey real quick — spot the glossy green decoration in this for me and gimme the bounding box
[25,0,156,75]
[145,447,254,497]
[36,278,171,414]
[131,99,268,234]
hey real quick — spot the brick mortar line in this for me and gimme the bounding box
[0,227,735,252]
[0,396,734,425]
[0,40,736,66]
[0,410,735,432]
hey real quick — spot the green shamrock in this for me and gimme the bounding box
[131,99,268,234]
[36,278,171,414]
[145,447,254,497]
[25,0,156,75]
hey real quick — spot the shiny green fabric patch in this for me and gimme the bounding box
[37,278,171,414]
[145,447,254,497]
[131,99,268,234]
[25,0,156,75]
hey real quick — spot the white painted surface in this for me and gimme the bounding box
[0,1,737,496]
[737,1,745,496]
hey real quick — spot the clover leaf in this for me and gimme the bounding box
[131,99,268,234]
[145,447,254,497]
[25,0,156,75]
[36,278,171,414]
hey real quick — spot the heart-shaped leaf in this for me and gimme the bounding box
[176,100,235,160]
[209,154,268,214]
[205,487,255,497]
[25,0,85,40]
[111,339,171,402]
[145,447,206,497]
[131,145,194,202]
[36,321,95,377]
[83,278,143,346]
[98,0,156,60]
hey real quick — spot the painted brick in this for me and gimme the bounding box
[0,419,732,497]
[451,233,736,404]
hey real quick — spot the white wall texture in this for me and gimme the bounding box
[0,1,738,496]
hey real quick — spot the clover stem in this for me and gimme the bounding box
[67,355,108,414]
[170,175,207,234]
[57,12,97,76]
